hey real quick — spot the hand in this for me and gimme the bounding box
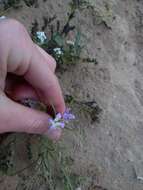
[0,19,65,140]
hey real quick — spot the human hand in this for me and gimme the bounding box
[0,19,65,140]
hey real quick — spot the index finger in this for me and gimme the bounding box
[24,45,65,113]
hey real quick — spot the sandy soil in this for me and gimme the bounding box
[1,0,143,190]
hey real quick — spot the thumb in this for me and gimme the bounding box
[0,94,61,140]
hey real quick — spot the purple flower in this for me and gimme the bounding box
[48,108,75,129]
[48,117,65,129]
[55,113,62,121]
[63,108,75,121]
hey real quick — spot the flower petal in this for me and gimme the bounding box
[63,109,75,121]
[36,31,47,44]
[49,124,56,130]
[55,113,62,121]
[48,118,54,124]
[60,122,65,128]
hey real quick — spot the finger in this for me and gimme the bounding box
[35,44,56,73]
[5,75,39,100]
[10,83,39,101]
[0,94,62,140]
[24,45,65,113]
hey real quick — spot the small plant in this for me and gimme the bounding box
[16,99,79,190]
[32,23,97,69]
[30,1,98,69]
[80,101,102,123]
[24,0,38,7]
[0,136,16,175]
[0,0,38,11]
[31,11,83,69]
[65,95,102,123]
[15,135,85,190]
[2,0,21,9]
[70,0,91,10]
[0,143,13,174]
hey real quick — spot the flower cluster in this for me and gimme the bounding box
[53,47,63,57]
[48,108,75,129]
[36,31,47,44]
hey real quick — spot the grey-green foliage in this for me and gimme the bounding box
[24,0,38,7]
[36,137,81,190]
[70,0,91,10]
[2,0,21,9]
[15,136,84,190]
[1,0,38,10]
[0,137,15,175]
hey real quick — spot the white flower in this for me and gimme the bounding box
[36,31,47,44]
[53,48,63,55]
[0,16,6,20]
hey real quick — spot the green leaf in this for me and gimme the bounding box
[52,33,64,47]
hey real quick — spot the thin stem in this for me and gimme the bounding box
[11,156,40,176]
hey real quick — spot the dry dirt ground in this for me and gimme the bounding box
[1,0,143,190]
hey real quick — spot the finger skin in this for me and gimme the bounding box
[0,94,62,140]
[35,44,56,73]
[24,45,65,113]
[5,74,39,100]
[11,83,38,101]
